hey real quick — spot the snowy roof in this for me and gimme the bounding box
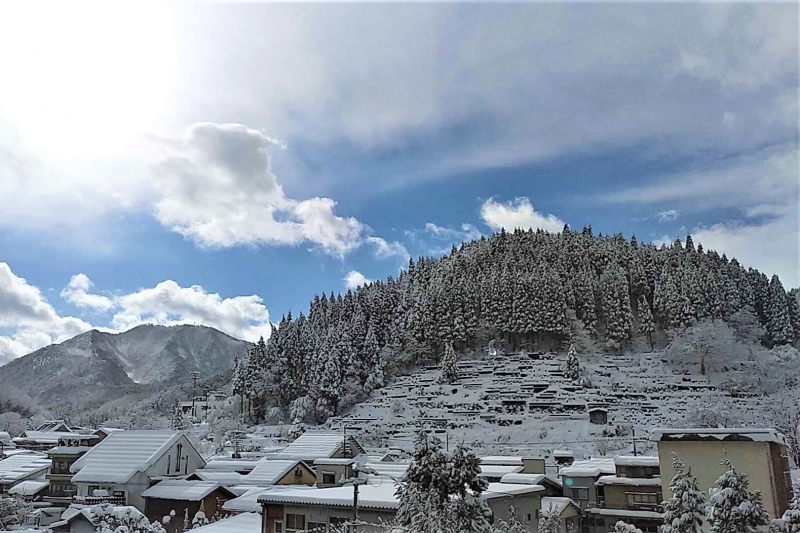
[480,456,523,466]
[191,471,245,484]
[276,433,353,461]
[13,431,77,444]
[541,497,579,516]
[71,430,195,483]
[313,458,355,466]
[500,473,562,488]
[0,453,51,483]
[650,428,786,445]
[47,446,92,456]
[142,480,235,501]
[586,507,664,519]
[242,459,309,485]
[191,512,261,533]
[479,464,525,477]
[596,475,662,487]
[8,479,49,496]
[258,482,401,511]
[203,458,261,472]
[553,450,574,458]
[361,462,410,480]
[52,505,145,528]
[223,487,275,513]
[614,456,660,467]
[483,482,544,499]
[33,420,69,432]
[558,457,616,478]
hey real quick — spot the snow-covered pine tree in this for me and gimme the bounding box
[661,454,706,533]
[537,511,562,533]
[612,521,643,533]
[171,405,186,431]
[564,344,581,381]
[767,275,794,346]
[438,343,459,384]
[600,264,634,346]
[638,294,655,349]
[496,506,530,533]
[706,458,770,533]
[776,481,800,533]
[191,510,209,528]
[288,416,305,441]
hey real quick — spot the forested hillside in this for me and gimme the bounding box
[234,227,800,423]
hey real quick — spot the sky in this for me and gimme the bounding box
[0,2,797,363]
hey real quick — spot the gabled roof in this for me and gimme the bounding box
[191,511,261,533]
[142,480,236,501]
[190,471,245,484]
[480,456,524,466]
[203,458,261,473]
[0,453,51,483]
[558,457,616,478]
[276,433,363,461]
[258,482,401,510]
[13,431,77,444]
[71,430,200,484]
[541,496,580,516]
[8,479,49,496]
[51,505,146,529]
[479,464,525,477]
[223,487,275,513]
[242,459,311,486]
[500,473,562,488]
[33,420,70,433]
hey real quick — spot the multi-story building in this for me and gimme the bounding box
[583,456,662,533]
[652,427,793,522]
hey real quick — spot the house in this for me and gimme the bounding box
[188,459,316,488]
[0,431,14,453]
[45,435,102,506]
[541,497,581,533]
[0,452,51,495]
[557,457,616,510]
[588,408,608,425]
[652,427,794,521]
[276,433,366,462]
[313,459,354,488]
[500,473,563,496]
[191,511,261,533]
[583,456,662,533]
[479,456,547,482]
[49,504,148,533]
[8,479,49,501]
[141,480,237,532]
[256,482,545,533]
[553,450,575,467]
[33,420,71,433]
[69,430,206,511]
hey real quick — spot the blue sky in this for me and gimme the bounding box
[0,2,797,362]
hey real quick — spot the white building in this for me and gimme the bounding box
[69,430,205,511]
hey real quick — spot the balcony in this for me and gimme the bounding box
[74,495,126,506]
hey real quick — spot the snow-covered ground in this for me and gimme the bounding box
[316,351,771,461]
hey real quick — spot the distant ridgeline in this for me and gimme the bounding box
[233,226,800,423]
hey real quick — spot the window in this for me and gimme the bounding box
[295,467,304,477]
[286,513,305,531]
[322,472,336,485]
[167,455,171,474]
[176,444,183,473]
[112,490,125,498]
[627,492,659,506]
[274,520,283,533]
[526,513,532,522]
[569,487,589,500]
[308,522,326,532]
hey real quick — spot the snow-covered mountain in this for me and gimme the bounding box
[0,325,250,409]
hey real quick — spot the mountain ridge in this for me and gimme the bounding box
[0,324,250,411]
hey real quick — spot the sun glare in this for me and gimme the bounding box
[0,2,177,159]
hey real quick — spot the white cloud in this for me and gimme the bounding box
[60,273,115,312]
[0,262,92,363]
[480,197,566,233]
[423,223,484,242]
[344,270,371,290]
[109,280,271,341]
[365,237,408,260]
[656,209,679,222]
[152,122,363,256]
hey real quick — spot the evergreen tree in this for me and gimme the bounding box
[537,511,561,533]
[171,405,187,431]
[638,295,655,349]
[706,458,769,533]
[438,343,460,384]
[564,344,581,381]
[496,506,529,533]
[661,454,706,533]
[767,276,794,346]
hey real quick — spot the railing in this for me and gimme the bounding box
[48,489,77,498]
[73,495,126,506]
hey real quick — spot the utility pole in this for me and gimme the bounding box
[190,371,201,419]
[632,427,638,456]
